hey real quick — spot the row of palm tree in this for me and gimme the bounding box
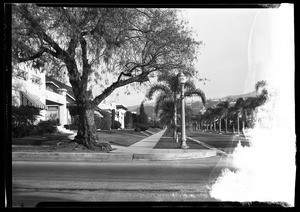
[146,71,268,141]
[197,80,268,134]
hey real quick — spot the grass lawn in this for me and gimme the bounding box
[153,129,209,150]
[186,131,250,148]
[97,129,148,147]
[12,128,162,151]
[11,132,74,146]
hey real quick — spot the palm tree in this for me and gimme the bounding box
[234,97,245,134]
[227,106,237,133]
[146,73,206,142]
[216,100,230,133]
[204,107,216,132]
[255,80,268,107]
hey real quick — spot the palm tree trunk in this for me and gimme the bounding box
[213,117,216,132]
[237,111,240,134]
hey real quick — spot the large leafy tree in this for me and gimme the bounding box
[12,4,200,151]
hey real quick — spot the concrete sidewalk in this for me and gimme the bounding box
[12,128,217,162]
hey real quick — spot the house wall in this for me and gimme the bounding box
[12,64,46,122]
[116,108,126,129]
[12,64,68,125]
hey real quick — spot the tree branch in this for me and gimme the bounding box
[92,72,150,107]
[18,5,69,61]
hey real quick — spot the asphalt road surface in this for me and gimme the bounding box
[12,155,235,207]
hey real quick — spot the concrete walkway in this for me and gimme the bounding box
[12,128,218,162]
[111,128,217,160]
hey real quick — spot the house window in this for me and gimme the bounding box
[31,75,42,85]
[47,105,59,111]
[15,70,28,80]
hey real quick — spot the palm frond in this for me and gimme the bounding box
[184,88,206,105]
[234,97,245,109]
[184,80,197,91]
[146,83,172,100]
[154,93,172,115]
[217,100,229,109]
[255,80,267,93]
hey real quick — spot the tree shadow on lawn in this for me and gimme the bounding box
[12,132,73,146]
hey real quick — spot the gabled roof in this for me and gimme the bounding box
[46,76,75,99]
[116,104,127,110]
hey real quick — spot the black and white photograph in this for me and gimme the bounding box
[5,3,296,208]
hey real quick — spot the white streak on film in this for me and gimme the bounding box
[210,4,295,206]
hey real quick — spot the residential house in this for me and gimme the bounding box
[12,66,127,129]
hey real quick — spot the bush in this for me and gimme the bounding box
[12,105,41,125]
[12,105,41,138]
[100,110,111,130]
[36,120,57,134]
[112,120,121,129]
[134,127,141,132]
[134,123,149,131]
[12,123,34,138]
[124,111,133,128]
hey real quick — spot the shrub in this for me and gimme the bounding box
[12,123,34,138]
[12,105,41,125]
[11,105,41,138]
[134,123,149,131]
[124,111,133,128]
[99,110,111,130]
[134,127,141,132]
[36,120,57,134]
[112,120,121,129]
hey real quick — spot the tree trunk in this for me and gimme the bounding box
[219,118,222,133]
[213,118,216,132]
[74,107,112,152]
[225,117,228,132]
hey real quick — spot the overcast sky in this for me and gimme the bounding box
[103,7,291,107]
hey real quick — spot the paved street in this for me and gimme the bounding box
[12,155,235,207]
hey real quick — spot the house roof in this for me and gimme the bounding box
[45,76,75,99]
[116,105,127,110]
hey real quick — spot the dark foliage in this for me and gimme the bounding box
[134,123,149,131]
[124,111,133,128]
[112,120,122,129]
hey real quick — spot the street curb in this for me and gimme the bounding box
[12,152,133,162]
[12,149,217,162]
[132,150,217,161]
